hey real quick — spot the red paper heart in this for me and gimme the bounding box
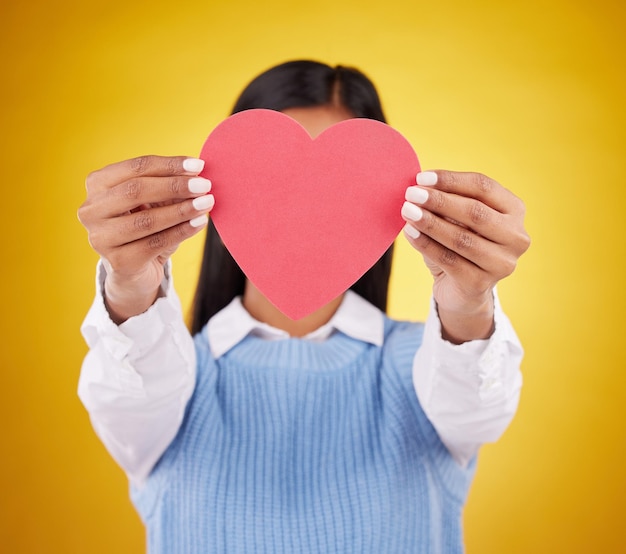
[199,109,420,320]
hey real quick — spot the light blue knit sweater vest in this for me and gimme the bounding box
[131,318,476,553]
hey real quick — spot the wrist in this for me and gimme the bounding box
[436,292,495,344]
[103,267,163,325]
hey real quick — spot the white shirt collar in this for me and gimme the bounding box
[206,290,384,358]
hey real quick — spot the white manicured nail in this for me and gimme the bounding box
[192,194,215,211]
[183,158,205,173]
[416,171,438,186]
[405,186,429,204]
[401,201,423,222]
[188,177,212,193]
[403,223,421,239]
[189,214,209,228]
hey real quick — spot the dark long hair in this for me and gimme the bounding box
[191,60,394,334]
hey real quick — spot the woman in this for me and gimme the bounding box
[78,60,529,553]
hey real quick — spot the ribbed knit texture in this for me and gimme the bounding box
[131,318,476,553]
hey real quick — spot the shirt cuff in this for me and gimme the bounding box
[422,288,523,403]
[80,260,184,390]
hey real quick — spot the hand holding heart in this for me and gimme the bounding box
[401,170,530,343]
[77,155,214,323]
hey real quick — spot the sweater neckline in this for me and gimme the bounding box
[218,330,378,373]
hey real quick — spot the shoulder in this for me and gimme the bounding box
[382,317,425,358]
[191,325,220,385]
[377,316,424,388]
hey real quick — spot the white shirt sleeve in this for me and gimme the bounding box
[412,290,524,467]
[77,261,196,485]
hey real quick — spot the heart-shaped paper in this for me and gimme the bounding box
[199,109,420,320]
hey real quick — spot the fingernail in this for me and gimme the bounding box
[192,194,215,211]
[405,186,429,204]
[188,177,212,194]
[403,223,421,239]
[189,214,209,228]
[401,201,423,222]
[416,171,438,186]
[183,158,205,173]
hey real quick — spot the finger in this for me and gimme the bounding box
[79,175,212,224]
[114,194,214,246]
[88,194,214,251]
[405,185,510,245]
[417,170,525,216]
[403,222,493,294]
[86,155,205,192]
[401,204,518,277]
[107,175,213,217]
[102,217,209,276]
[405,187,506,236]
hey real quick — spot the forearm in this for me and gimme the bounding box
[79,261,196,484]
[413,291,523,467]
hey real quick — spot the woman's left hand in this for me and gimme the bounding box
[401,170,530,344]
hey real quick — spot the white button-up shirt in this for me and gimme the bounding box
[79,262,523,484]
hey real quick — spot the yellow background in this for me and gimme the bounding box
[1,0,624,552]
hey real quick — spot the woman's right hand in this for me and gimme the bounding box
[78,155,214,323]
